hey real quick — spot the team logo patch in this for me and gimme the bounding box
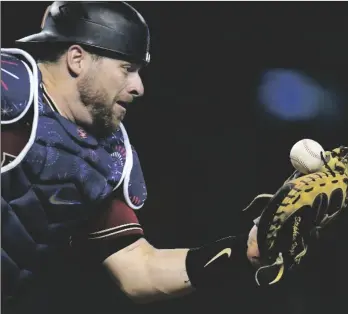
[77,127,88,139]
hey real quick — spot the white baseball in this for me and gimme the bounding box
[290,139,325,174]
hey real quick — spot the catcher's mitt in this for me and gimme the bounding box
[245,146,348,286]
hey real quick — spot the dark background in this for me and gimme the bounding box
[2,2,348,314]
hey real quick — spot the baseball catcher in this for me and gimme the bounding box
[1,3,259,312]
[1,2,347,313]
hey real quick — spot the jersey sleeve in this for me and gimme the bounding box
[73,198,144,263]
[88,198,143,240]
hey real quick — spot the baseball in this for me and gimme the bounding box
[290,139,325,174]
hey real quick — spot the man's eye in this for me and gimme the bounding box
[122,65,130,73]
[122,64,140,73]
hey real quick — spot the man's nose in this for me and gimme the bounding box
[128,72,144,98]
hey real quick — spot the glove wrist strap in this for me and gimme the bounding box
[185,235,255,289]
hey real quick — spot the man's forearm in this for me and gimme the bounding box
[147,247,194,299]
[103,239,193,303]
[103,235,255,303]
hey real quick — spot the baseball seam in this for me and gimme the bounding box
[290,156,310,173]
[303,140,322,160]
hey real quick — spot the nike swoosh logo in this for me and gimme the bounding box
[49,189,81,205]
[204,248,232,267]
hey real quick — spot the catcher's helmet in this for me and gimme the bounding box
[16,1,150,65]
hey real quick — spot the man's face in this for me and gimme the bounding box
[72,48,144,137]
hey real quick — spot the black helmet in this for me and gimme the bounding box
[16,1,150,65]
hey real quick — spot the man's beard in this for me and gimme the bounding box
[77,74,118,138]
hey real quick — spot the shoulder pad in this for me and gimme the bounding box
[1,49,40,174]
[1,49,37,123]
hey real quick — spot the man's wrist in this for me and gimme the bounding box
[185,235,255,289]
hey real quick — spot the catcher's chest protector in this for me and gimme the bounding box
[1,49,147,300]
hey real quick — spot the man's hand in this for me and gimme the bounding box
[247,225,260,268]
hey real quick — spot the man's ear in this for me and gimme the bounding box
[66,45,89,77]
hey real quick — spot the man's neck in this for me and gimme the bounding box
[38,63,77,122]
[38,63,94,129]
